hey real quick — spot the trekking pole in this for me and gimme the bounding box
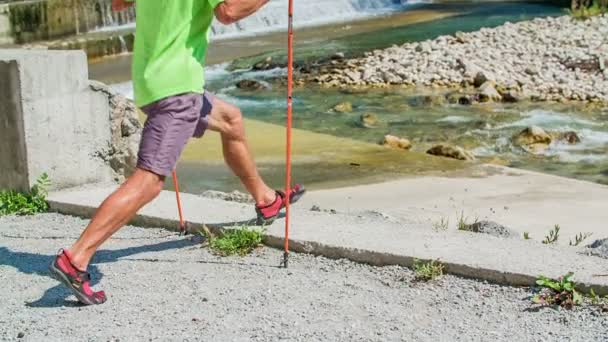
[172,170,187,235]
[283,0,294,268]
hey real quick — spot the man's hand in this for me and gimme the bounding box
[112,0,134,12]
[215,0,270,25]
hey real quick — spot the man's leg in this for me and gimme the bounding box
[68,169,164,270]
[205,97,276,206]
[50,93,203,305]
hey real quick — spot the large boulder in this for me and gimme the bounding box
[236,79,267,91]
[382,135,411,150]
[426,144,475,161]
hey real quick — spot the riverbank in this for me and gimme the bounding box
[301,15,608,104]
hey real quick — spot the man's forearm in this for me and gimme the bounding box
[215,0,270,25]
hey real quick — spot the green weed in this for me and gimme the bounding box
[542,225,561,245]
[413,259,445,282]
[433,217,449,231]
[570,0,607,19]
[0,173,50,216]
[523,232,531,240]
[202,226,264,256]
[569,232,593,246]
[456,211,478,231]
[533,272,583,309]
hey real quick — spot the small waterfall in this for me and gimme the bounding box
[118,35,127,53]
[209,0,415,39]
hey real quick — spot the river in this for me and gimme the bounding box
[89,1,608,194]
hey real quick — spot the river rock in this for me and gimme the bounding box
[462,221,516,238]
[237,79,267,91]
[556,131,581,144]
[514,126,551,144]
[359,113,379,128]
[586,238,608,259]
[426,144,475,161]
[382,135,411,150]
[477,81,502,102]
[421,94,446,106]
[253,56,280,70]
[333,101,353,113]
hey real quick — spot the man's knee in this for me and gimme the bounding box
[221,104,245,140]
[127,168,165,200]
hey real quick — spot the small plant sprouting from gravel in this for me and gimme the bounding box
[433,217,449,231]
[0,173,51,217]
[200,225,264,256]
[589,289,608,312]
[523,232,531,240]
[413,259,445,282]
[456,211,478,231]
[542,225,561,244]
[532,272,582,309]
[569,232,593,246]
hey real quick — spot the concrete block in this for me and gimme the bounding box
[0,50,89,101]
[0,50,112,191]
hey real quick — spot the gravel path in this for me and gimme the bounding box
[0,214,606,341]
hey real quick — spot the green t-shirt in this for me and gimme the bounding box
[132,0,224,107]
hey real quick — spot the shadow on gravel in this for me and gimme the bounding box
[0,238,195,308]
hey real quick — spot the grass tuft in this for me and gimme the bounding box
[456,211,478,231]
[202,226,264,256]
[413,259,445,282]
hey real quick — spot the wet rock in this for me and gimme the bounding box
[331,52,345,60]
[426,144,475,161]
[474,72,493,88]
[359,113,379,128]
[477,82,502,102]
[514,126,552,144]
[382,135,411,150]
[333,101,353,113]
[500,90,521,103]
[253,56,280,71]
[587,238,608,259]
[462,221,516,238]
[555,131,581,144]
[236,79,267,91]
[421,94,446,106]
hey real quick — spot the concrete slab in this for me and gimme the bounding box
[300,165,608,246]
[48,182,608,295]
[0,50,112,191]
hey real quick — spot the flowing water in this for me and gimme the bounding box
[98,2,608,193]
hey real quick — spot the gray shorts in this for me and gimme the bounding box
[137,92,215,177]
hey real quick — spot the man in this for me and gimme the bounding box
[49,0,305,305]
